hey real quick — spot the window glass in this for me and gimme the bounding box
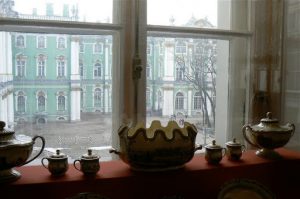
[10,0,113,24]
[3,32,114,162]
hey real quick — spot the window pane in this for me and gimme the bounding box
[0,32,114,163]
[146,36,248,146]
[5,0,113,24]
[283,0,300,150]
[147,0,249,31]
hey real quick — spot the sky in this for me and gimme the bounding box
[13,0,217,26]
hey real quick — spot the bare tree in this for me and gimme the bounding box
[175,39,217,128]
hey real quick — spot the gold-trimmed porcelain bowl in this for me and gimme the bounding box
[110,120,202,171]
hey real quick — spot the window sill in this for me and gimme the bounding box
[2,148,300,199]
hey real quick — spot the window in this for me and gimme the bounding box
[16,35,25,47]
[16,91,26,113]
[3,0,293,165]
[37,35,46,48]
[147,44,152,55]
[57,92,66,111]
[79,61,84,78]
[57,36,66,49]
[175,92,184,110]
[94,42,103,54]
[94,62,102,78]
[175,41,187,54]
[194,92,202,110]
[94,88,102,108]
[37,54,46,78]
[16,54,26,77]
[57,56,66,78]
[37,91,46,112]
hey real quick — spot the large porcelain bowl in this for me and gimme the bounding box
[0,121,45,183]
[243,112,295,159]
[110,120,202,171]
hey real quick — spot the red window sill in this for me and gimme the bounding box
[2,148,300,199]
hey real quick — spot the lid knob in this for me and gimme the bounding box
[233,138,236,143]
[212,140,216,145]
[56,149,61,155]
[267,112,272,119]
[88,149,92,156]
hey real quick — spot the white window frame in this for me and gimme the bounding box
[57,36,67,49]
[56,91,67,111]
[15,90,27,113]
[93,42,103,54]
[36,90,47,112]
[37,35,47,48]
[56,56,67,78]
[15,34,26,48]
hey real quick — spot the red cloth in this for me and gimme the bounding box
[1,148,300,199]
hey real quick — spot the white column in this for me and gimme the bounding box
[163,39,175,81]
[162,88,174,116]
[70,36,81,121]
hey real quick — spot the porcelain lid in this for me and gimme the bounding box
[226,138,242,147]
[81,149,99,160]
[49,149,67,159]
[205,140,222,150]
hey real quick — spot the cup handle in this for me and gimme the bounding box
[194,144,202,152]
[23,135,46,165]
[241,145,246,152]
[73,159,81,171]
[41,157,48,169]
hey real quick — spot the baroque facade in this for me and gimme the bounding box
[0,2,214,126]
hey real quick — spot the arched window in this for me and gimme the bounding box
[16,54,26,77]
[37,54,46,77]
[94,88,102,108]
[17,91,26,112]
[175,41,187,54]
[57,36,66,48]
[37,35,46,48]
[16,35,25,47]
[79,42,84,53]
[175,92,184,110]
[157,90,162,110]
[57,56,66,77]
[176,64,184,80]
[94,62,102,77]
[194,92,202,110]
[57,93,66,111]
[37,91,46,112]
[146,62,151,78]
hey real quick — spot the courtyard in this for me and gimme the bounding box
[14,113,214,165]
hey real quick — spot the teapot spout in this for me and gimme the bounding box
[109,148,121,155]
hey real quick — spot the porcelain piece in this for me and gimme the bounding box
[73,149,100,176]
[204,140,225,164]
[243,112,295,159]
[110,120,202,171]
[0,121,45,183]
[225,138,245,161]
[42,149,68,176]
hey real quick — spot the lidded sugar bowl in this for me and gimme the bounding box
[0,121,45,183]
[204,140,225,164]
[73,149,100,176]
[243,112,295,159]
[225,138,245,161]
[42,149,69,176]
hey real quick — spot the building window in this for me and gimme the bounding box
[146,62,151,78]
[37,35,46,48]
[175,92,184,110]
[147,44,152,55]
[17,91,26,113]
[146,88,151,110]
[57,56,66,78]
[79,42,84,53]
[94,88,102,108]
[16,35,25,48]
[79,61,84,78]
[176,65,185,80]
[94,42,103,54]
[16,54,26,77]
[57,36,66,49]
[57,93,66,111]
[94,62,102,78]
[37,54,46,78]
[37,91,46,112]
[175,41,187,54]
[194,92,202,110]
[157,90,163,110]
